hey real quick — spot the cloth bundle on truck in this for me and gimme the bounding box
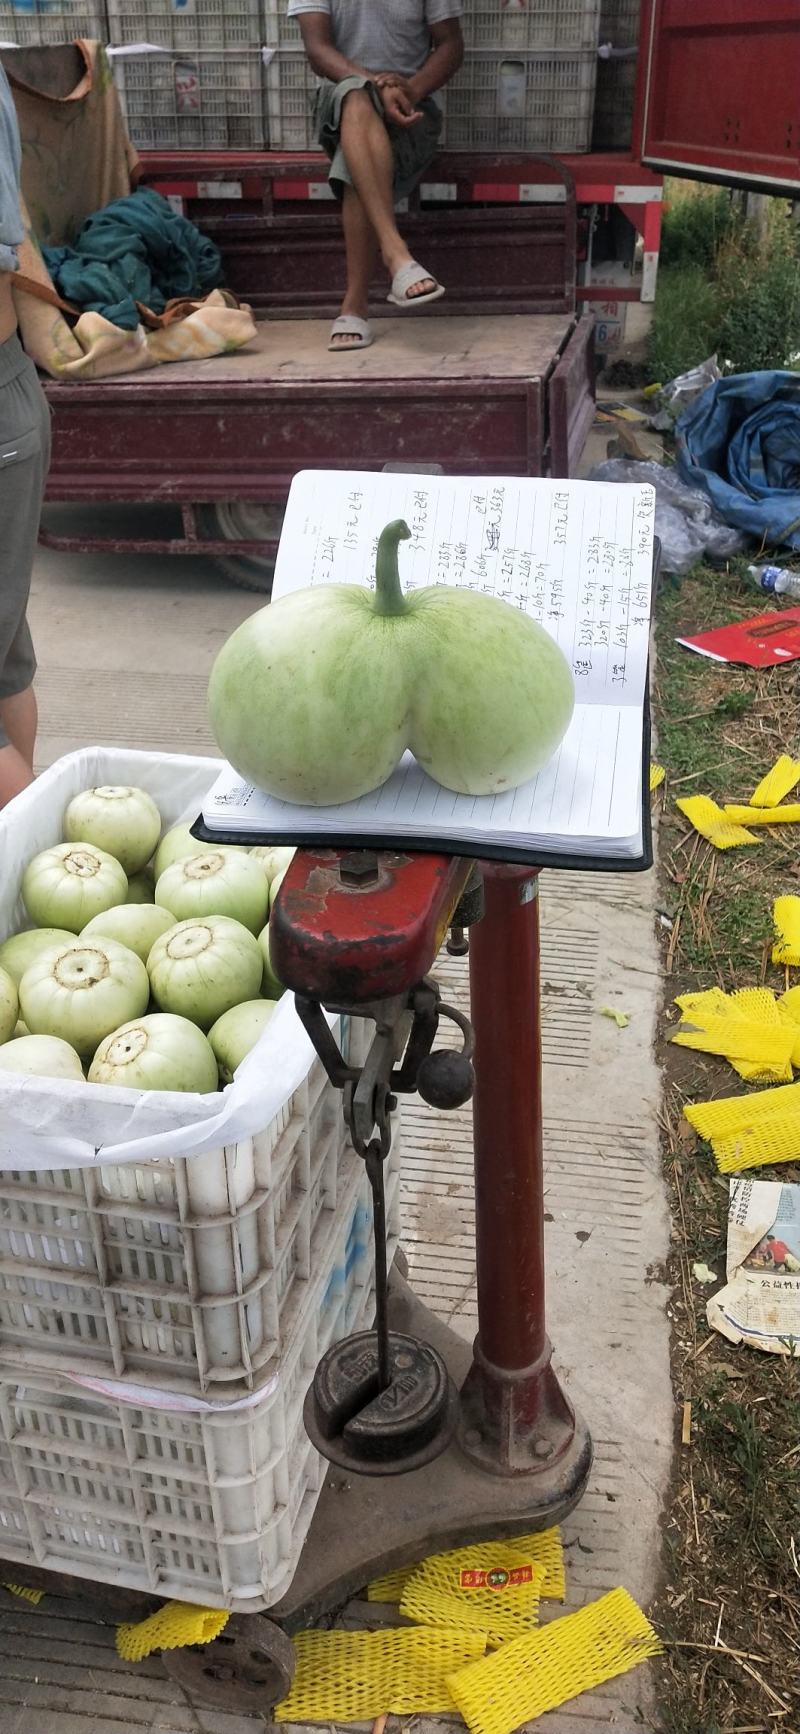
[3,40,256,379]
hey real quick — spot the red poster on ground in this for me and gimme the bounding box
[677,609,800,667]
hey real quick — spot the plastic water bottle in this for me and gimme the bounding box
[749,563,800,599]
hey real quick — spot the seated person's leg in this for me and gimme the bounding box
[338,87,437,298]
[318,79,441,345]
[332,185,378,348]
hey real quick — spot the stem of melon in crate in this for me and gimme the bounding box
[372,520,412,617]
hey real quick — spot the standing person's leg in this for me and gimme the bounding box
[0,674,37,768]
[0,667,36,807]
[0,336,50,808]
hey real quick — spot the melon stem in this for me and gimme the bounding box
[372,519,412,617]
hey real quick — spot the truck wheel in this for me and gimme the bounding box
[194,503,283,594]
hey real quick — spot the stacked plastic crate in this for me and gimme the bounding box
[0,750,401,1612]
[0,1030,401,1609]
[593,0,639,150]
[262,0,316,150]
[107,0,266,149]
[0,0,107,45]
[441,0,601,152]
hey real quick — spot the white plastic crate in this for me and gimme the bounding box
[113,48,266,148]
[263,46,317,151]
[0,1036,389,1392]
[0,748,393,1394]
[0,1156,401,1611]
[462,0,600,52]
[262,0,302,49]
[107,0,261,52]
[441,49,598,153]
[0,3,106,44]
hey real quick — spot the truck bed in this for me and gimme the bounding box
[42,311,595,514]
[30,140,595,562]
[154,313,574,383]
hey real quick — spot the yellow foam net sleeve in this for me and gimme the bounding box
[2,1582,44,1604]
[676,795,760,850]
[446,1587,662,1734]
[685,1081,800,1173]
[367,1565,413,1602]
[116,1602,230,1662]
[725,804,800,826]
[749,755,800,807]
[274,1627,487,1722]
[673,987,799,1081]
[675,988,730,1017]
[672,1015,795,1080]
[649,763,666,791]
[368,1528,565,1605]
[733,987,782,1022]
[773,897,800,967]
[401,1553,546,1650]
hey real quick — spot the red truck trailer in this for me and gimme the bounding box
[6,0,800,588]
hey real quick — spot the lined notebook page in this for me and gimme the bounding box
[203,471,655,856]
[272,471,655,709]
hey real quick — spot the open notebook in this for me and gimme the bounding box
[199,470,656,869]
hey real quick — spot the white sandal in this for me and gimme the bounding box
[387,260,445,309]
[328,314,374,351]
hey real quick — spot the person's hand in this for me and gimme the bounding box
[379,79,423,127]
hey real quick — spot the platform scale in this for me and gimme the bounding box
[0,468,654,1711]
[158,843,597,1712]
[0,842,597,1713]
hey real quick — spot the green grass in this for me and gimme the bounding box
[660,184,735,271]
[715,218,800,373]
[678,875,771,977]
[649,264,718,382]
[649,181,800,380]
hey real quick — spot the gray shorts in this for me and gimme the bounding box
[314,76,442,202]
[0,331,49,745]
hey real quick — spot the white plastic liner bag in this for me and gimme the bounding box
[0,747,325,1171]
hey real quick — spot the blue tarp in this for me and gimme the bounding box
[675,371,800,551]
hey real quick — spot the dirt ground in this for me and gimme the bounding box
[651,564,800,1733]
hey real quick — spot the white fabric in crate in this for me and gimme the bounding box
[0,747,333,1171]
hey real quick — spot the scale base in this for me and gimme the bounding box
[0,1275,591,1643]
[272,1271,592,1631]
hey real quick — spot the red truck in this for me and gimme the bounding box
[11,0,800,589]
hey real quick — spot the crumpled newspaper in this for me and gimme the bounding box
[707,1178,800,1355]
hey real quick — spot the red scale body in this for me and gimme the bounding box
[266,845,592,1621]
